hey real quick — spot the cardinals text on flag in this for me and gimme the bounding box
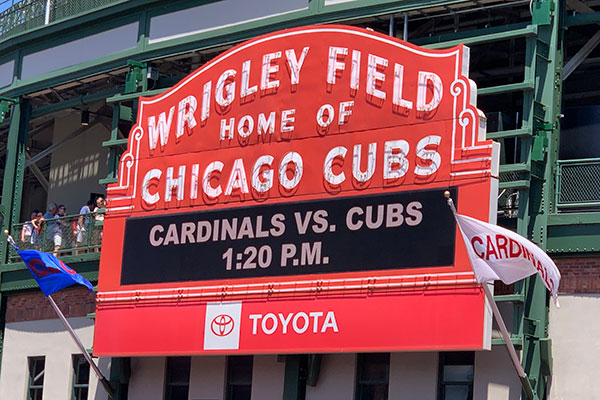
[454,213,561,305]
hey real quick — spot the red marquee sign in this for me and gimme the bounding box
[94,25,499,356]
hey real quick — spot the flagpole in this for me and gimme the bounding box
[443,193,535,400]
[47,295,114,398]
[3,230,114,399]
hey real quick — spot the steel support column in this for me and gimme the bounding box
[283,355,306,400]
[520,1,563,398]
[0,98,31,264]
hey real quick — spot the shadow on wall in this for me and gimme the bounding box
[49,153,101,190]
[7,317,93,333]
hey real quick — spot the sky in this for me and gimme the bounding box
[0,0,22,14]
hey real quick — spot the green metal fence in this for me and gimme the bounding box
[0,0,121,40]
[556,158,600,209]
[9,210,104,262]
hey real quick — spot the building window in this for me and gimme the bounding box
[438,352,475,400]
[355,353,390,400]
[28,357,45,400]
[226,355,253,400]
[72,355,90,400]
[164,357,191,400]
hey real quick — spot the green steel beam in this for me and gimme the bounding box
[106,88,166,103]
[519,1,562,398]
[0,0,157,50]
[499,163,531,174]
[0,0,536,100]
[31,88,123,118]
[547,212,600,225]
[487,128,532,140]
[0,293,6,377]
[547,223,600,253]
[423,25,538,49]
[283,355,305,400]
[102,103,122,185]
[0,99,31,265]
[499,180,531,190]
[491,335,523,347]
[414,22,530,46]
[109,357,130,400]
[564,11,600,27]
[478,81,535,96]
[495,294,525,303]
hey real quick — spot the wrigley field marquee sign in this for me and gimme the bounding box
[95,25,499,356]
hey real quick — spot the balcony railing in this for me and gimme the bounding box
[9,210,104,262]
[0,0,121,41]
[556,158,600,210]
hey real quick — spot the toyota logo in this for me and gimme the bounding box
[211,314,235,337]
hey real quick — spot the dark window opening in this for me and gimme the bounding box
[164,356,191,400]
[438,352,475,400]
[226,355,253,400]
[355,353,390,400]
[72,354,90,400]
[28,356,45,400]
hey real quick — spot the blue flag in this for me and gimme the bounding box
[18,250,93,296]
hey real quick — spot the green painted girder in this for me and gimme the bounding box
[491,335,523,347]
[414,21,530,46]
[423,25,538,49]
[0,0,420,98]
[499,180,531,190]
[547,212,600,225]
[564,11,600,28]
[0,99,30,265]
[102,138,128,148]
[478,80,535,96]
[106,88,166,103]
[0,0,152,50]
[30,88,123,118]
[500,163,531,174]
[495,294,525,303]
[0,0,535,101]
[547,223,600,253]
[487,128,532,140]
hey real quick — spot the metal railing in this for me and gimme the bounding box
[556,158,600,209]
[0,0,121,41]
[9,210,104,262]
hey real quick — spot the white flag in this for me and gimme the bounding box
[455,213,561,306]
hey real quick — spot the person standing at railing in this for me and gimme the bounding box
[43,202,61,256]
[20,211,38,248]
[76,200,94,254]
[31,212,44,250]
[57,205,71,255]
[92,196,106,250]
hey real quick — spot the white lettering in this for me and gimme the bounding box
[216,69,236,107]
[327,47,347,85]
[324,146,347,185]
[261,51,282,90]
[367,54,388,100]
[203,161,223,198]
[142,168,162,205]
[285,47,309,86]
[384,140,410,180]
[148,107,175,150]
[176,96,197,138]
